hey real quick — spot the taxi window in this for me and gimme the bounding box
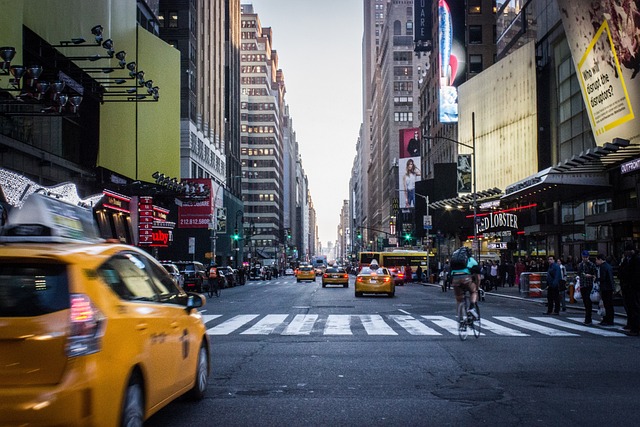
[300,266,312,272]
[360,267,372,274]
[326,267,338,273]
[99,254,157,301]
[0,262,69,317]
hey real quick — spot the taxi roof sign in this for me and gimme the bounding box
[0,193,102,243]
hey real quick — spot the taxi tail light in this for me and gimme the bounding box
[323,273,329,278]
[356,277,363,283]
[398,273,404,279]
[342,274,348,279]
[383,277,391,283]
[67,294,106,358]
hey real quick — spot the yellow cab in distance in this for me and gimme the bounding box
[355,260,395,297]
[321,266,349,288]
[0,194,210,426]
[296,264,316,282]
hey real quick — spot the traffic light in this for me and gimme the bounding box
[404,231,412,242]
[357,228,362,239]
[287,229,292,239]
[232,229,239,241]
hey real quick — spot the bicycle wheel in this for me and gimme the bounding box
[471,303,481,339]
[214,279,222,297]
[457,300,468,341]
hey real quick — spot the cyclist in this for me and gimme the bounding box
[208,263,222,295]
[450,247,481,320]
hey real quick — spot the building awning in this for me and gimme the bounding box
[428,187,502,210]
[502,138,640,203]
[501,167,611,202]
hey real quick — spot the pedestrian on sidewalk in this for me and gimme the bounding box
[558,258,567,311]
[577,250,597,325]
[416,265,423,283]
[515,258,525,287]
[595,253,615,326]
[545,256,561,315]
[618,243,640,336]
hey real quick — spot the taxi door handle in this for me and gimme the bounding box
[170,322,179,329]
[135,323,148,331]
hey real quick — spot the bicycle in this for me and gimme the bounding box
[457,289,481,341]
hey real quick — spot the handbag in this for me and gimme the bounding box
[574,278,582,300]
[590,283,601,303]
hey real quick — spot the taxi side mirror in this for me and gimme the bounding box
[186,292,205,311]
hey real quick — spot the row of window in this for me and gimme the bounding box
[241,65,266,73]
[394,66,413,77]
[241,43,258,51]
[241,20,257,28]
[241,125,276,133]
[241,148,276,156]
[242,113,276,122]
[241,54,268,62]
[394,112,414,122]
[241,159,281,169]
[241,102,276,111]
[241,76,268,85]
[190,133,224,174]
[242,136,277,144]
[242,88,269,96]
[157,11,178,28]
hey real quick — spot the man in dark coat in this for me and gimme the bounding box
[545,256,561,315]
[618,243,640,336]
[595,253,615,326]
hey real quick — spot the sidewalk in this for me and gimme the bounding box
[420,279,628,320]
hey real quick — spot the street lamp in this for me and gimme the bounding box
[423,112,478,260]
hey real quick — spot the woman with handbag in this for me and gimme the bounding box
[577,250,597,325]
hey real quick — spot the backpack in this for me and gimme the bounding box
[450,248,469,270]
[209,267,218,279]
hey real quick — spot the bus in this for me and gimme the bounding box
[358,250,429,282]
[311,255,328,276]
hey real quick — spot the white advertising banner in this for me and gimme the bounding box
[558,0,640,146]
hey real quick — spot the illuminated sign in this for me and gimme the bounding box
[414,0,433,52]
[151,229,170,247]
[178,178,213,229]
[138,196,154,245]
[476,212,519,234]
[103,190,131,213]
[488,242,508,250]
[621,158,640,175]
[438,0,466,123]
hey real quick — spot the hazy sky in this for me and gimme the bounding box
[247,0,363,248]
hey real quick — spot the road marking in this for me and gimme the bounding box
[241,314,289,335]
[480,318,529,336]
[493,316,578,336]
[532,317,624,336]
[389,314,441,335]
[324,315,352,335]
[422,315,483,335]
[207,314,259,335]
[282,314,318,335]
[359,314,398,335]
[201,314,222,324]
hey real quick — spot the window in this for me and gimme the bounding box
[469,54,483,73]
[158,12,165,28]
[394,67,413,77]
[169,11,178,28]
[393,51,412,61]
[394,20,402,35]
[406,21,413,36]
[394,112,413,122]
[468,0,481,14]
[469,26,482,44]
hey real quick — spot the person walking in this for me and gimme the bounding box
[595,253,615,326]
[404,264,412,285]
[558,258,567,311]
[416,265,423,283]
[577,250,598,325]
[515,258,526,288]
[618,243,640,336]
[545,256,561,315]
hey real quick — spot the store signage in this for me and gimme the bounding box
[178,178,213,229]
[138,196,153,245]
[621,158,640,174]
[488,242,508,250]
[476,212,518,234]
[505,176,542,195]
[103,190,130,213]
[151,229,170,247]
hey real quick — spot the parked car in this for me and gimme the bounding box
[0,193,210,426]
[284,268,295,276]
[174,261,207,293]
[249,265,264,280]
[161,261,184,288]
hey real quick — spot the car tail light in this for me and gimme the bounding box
[398,273,404,279]
[342,274,348,278]
[323,273,328,278]
[356,277,363,282]
[383,277,391,283]
[67,294,106,357]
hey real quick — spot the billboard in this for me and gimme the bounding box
[414,0,433,52]
[398,128,421,208]
[558,0,640,146]
[438,0,466,123]
[457,154,471,193]
[177,178,213,229]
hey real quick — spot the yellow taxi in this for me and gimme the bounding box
[355,261,395,297]
[295,264,316,282]
[321,266,349,288]
[0,194,210,426]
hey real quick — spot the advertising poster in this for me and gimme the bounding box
[457,154,472,193]
[177,178,213,228]
[438,0,466,123]
[398,128,421,208]
[558,0,640,145]
[414,0,433,52]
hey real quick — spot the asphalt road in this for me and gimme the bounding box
[146,275,639,427]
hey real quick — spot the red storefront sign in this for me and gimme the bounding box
[139,196,154,245]
[178,178,213,228]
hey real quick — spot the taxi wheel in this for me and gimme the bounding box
[121,373,144,427]
[355,291,363,297]
[322,282,326,288]
[187,343,209,400]
[343,283,348,288]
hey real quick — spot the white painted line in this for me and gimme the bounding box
[481,318,529,336]
[241,314,289,335]
[389,314,441,335]
[207,314,259,335]
[493,316,578,336]
[324,315,353,335]
[359,315,397,335]
[397,309,412,315]
[533,317,624,336]
[282,314,318,335]
[201,314,222,324]
[422,315,479,335]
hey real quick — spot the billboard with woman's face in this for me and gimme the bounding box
[398,129,421,209]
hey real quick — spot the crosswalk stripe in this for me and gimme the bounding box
[282,314,318,335]
[201,314,222,324]
[207,314,259,335]
[567,317,626,328]
[493,316,578,336]
[241,314,289,335]
[532,317,624,336]
[390,314,441,335]
[480,318,529,336]
[359,314,398,335]
[324,315,352,335]
[422,315,476,335]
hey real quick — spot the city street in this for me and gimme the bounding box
[147,276,639,426]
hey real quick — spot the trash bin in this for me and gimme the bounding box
[519,273,530,296]
[529,273,542,298]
